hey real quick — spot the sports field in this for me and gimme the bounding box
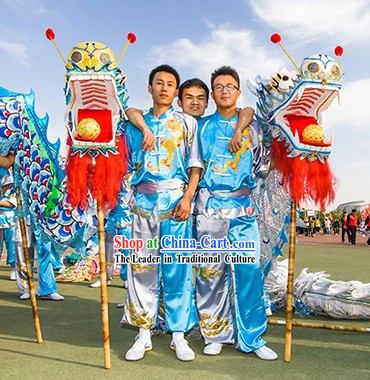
[0,243,369,380]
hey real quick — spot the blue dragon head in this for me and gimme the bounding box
[250,52,342,163]
[249,37,343,209]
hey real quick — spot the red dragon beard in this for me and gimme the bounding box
[65,135,128,211]
[271,139,337,210]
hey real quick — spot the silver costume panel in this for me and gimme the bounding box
[195,215,235,344]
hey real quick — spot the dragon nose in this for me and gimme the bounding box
[282,75,289,81]
[321,79,327,85]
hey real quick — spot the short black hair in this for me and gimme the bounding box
[352,209,357,213]
[211,65,240,89]
[178,78,210,101]
[148,64,180,88]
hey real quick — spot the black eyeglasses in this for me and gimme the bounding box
[212,84,239,92]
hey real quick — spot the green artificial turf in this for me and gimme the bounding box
[0,243,369,380]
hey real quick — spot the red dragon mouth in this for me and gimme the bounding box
[274,86,338,153]
[284,114,331,147]
[66,73,122,147]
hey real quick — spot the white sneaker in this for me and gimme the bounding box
[20,291,30,300]
[9,270,16,281]
[125,338,152,361]
[265,307,272,316]
[254,345,278,360]
[203,342,223,355]
[170,336,195,361]
[122,280,128,289]
[40,292,65,301]
[134,328,160,341]
[89,280,111,288]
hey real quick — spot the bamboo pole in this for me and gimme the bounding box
[97,202,111,369]
[269,318,370,333]
[15,187,43,344]
[284,200,297,362]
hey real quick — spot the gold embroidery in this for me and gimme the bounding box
[20,278,29,291]
[197,267,223,280]
[186,129,193,144]
[147,118,184,171]
[158,299,165,317]
[131,263,154,273]
[127,302,154,329]
[199,314,231,337]
[214,128,253,173]
[134,161,144,174]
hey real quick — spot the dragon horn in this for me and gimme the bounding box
[45,28,67,66]
[334,46,344,71]
[117,33,137,65]
[270,33,301,74]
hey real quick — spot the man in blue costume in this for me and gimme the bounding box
[122,65,203,362]
[195,66,277,360]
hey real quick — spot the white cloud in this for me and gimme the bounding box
[143,23,285,85]
[0,40,29,65]
[321,78,370,208]
[249,0,370,45]
[324,78,370,132]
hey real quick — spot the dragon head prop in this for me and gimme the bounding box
[249,34,342,209]
[46,29,136,210]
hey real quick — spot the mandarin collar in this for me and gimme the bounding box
[149,106,175,121]
[214,110,238,123]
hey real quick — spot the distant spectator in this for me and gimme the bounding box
[308,217,314,237]
[324,217,331,236]
[359,220,366,237]
[304,218,309,236]
[365,214,370,234]
[341,212,350,243]
[314,218,321,235]
[347,209,359,245]
[332,219,340,235]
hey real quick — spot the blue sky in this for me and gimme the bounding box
[0,0,369,209]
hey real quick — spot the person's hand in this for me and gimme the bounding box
[228,129,242,153]
[142,129,156,152]
[7,152,15,165]
[171,196,192,222]
[0,152,15,168]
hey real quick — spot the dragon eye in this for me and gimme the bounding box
[307,62,319,73]
[71,51,83,64]
[331,64,340,78]
[99,52,112,65]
